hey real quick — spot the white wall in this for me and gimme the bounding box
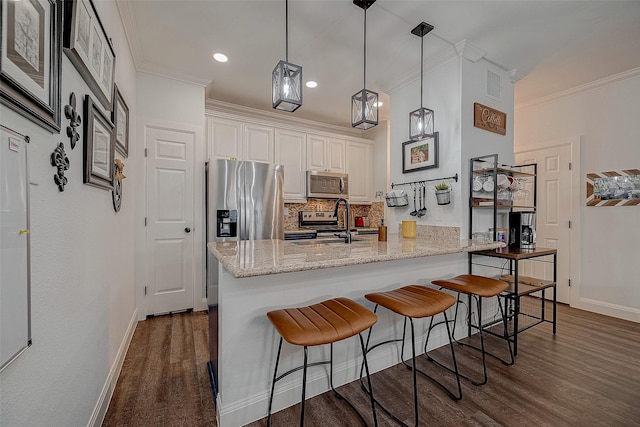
[460,57,515,238]
[515,71,640,321]
[0,1,138,425]
[387,52,515,238]
[387,57,462,231]
[134,73,206,318]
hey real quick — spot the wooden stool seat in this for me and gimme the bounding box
[429,274,514,387]
[365,285,456,319]
[267,297,377,347]
[266,297,378,426]
[361,285,462,425]
[433,274,507,298]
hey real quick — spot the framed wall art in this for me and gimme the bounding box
[63,0,115,110]
[83,95,114,190]
[112,84,129,157]
[402,132,439,173]
[586,169,640,207]
[1,0,62,132]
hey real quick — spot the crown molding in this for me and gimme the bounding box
[516,67,640,110]
[205,99,369,139]
[116,0,210,87]
[382,45,459,95]
[454,40,486,63]
[115,0,143,71]
[509,69,526,83]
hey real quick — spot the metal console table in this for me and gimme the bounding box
[469,246,557,356]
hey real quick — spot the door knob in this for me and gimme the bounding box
[185,227,191,233]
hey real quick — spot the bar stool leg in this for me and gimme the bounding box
[358,333,378,427]
[300,346,308,426]
[267,338,284,427]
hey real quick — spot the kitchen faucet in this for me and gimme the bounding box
[333,198,352,243]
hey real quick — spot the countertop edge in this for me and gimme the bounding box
[209,238,505,279]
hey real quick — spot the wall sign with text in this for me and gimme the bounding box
[474,102,506,135]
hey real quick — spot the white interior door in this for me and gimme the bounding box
[146,125,195,315]
[516,145,572,304]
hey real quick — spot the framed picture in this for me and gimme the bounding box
[586,169,640,207]
[83,94,114,190]
[402,132,439,173]
[1,0,62,132]
[112,85,129,157]
[63,0,115,110]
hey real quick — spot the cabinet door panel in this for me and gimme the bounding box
[207,117,242,160]
[327,138,346,172]
[275,129,307,201]
[307,134,326,171]
[346,141,371,203]
[244,124,274,163]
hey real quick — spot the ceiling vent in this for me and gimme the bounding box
[486,70,501,100]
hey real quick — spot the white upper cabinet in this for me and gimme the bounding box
[327,138,346,172]
[208,117,242,160]
[275,129,307,202]
[207,117,274,163]
[307,135,346,172]
[243,123,274,164]
[346,140,372,204]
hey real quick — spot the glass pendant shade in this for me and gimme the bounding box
[272,60,302,112]
[409,107,434,140]
[351,88,379,130]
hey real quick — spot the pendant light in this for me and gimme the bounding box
[272,0,302,112]
[409,22,434,141]
[351,0,378,130]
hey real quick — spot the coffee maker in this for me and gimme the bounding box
[509,211,536,249]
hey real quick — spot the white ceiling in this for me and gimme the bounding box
[117,0,640,129]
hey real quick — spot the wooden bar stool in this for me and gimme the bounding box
[362,285,462,427]
[266,297,378,427]
[431,274,514,386]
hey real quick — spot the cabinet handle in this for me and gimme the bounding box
[19,229,30,235]
[185,227,191,233]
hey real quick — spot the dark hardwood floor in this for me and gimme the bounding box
[103,302,640,427]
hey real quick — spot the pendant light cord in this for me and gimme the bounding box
[285,0,289,62]
[363,7,367,89]
[420,31,423,111]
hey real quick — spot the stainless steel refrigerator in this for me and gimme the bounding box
[205,159,284,400]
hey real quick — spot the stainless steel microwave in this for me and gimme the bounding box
[306,171,349,199]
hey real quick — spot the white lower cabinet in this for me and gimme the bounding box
[346,141,372,204]
[275,129,307,202]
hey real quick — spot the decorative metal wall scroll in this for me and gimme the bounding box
[51,142,70,191]
[586,169,640,206]
[64,93,81,149]
[112,159,125,212]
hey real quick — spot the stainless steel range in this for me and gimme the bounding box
[299,210,350,236]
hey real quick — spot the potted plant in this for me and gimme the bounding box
[434,182,451,205]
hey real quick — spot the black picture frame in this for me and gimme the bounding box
[83,94,114,190]
[402,132,439,173]
[112,84,129,157]
[0,0,62,132]
[63,0,115,110]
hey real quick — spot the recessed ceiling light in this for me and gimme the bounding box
[374,101,383,107]
[213,53,228,63]
[306,81,318,88]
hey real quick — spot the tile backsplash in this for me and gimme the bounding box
[285,201,384,230]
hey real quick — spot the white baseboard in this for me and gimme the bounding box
[574,298,640,323]
[87,309,139,427]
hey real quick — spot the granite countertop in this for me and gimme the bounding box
[208,233,505,278]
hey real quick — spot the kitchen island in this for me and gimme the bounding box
[208,229,504,427]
